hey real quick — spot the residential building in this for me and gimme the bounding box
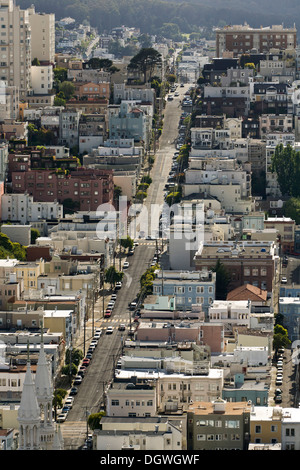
[108,101,150,145]
[215,24,297,58]
[264,216,295,254]
[106,381,157,417]
[1,193,63,224]
[31,65,53,95]
[279,297,300,342]
[94,416,183,451]
[10,167,114,212]
[187,398,251,450]
[152,270,216,315]
[193,240,277,294]
[73,81,110,100]
[28,6,55,64]
[0,0,32,98]
[249,406,282,446]
[208,300,251,330]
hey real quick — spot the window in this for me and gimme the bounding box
[111,400,119,406]
[255,425,261,434]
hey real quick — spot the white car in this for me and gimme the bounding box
[57,413,67,423]
[65,398,74,408]
[106,326,114,334]
[281,277,288,284]
[123,261,129,268]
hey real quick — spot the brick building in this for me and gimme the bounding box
[10,166,114,211]
[215,24,297,58]
[193,240,277,295]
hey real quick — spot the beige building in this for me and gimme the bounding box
[28,6,55,64]
[187,399,252,450]
[15,259,45,291]
[0,0,32,98]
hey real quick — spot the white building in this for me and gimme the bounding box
[0,0,32,98]
[209,300,251,329]
[31,65,53,95]
[94,416,183,451]
[1,193,63,224]
[28,6,55,64]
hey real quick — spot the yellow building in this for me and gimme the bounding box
[15,259,45,291]
[250,406,282,445]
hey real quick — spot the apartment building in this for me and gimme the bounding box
[106,381,157,418]
[264,216,295,254]
[187,399,251,450]
[152,270,216,315]
[94,416,183,451]
[215,24,297,58]
[0,0,32,98]
[28,6,55,64]
[10,167,114,212]
[193,240,277,294]
[1,193,63,223]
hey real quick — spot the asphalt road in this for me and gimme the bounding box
[58,84,190,450]
[60,240,157,449]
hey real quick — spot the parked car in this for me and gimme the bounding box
[276,378,283,386]
[74,376,83,385]
[115,282,122,289]
[281,277,288,284]
[275,394,282,403]
[82,359,90,367]
[57,413,67,423]
[69,387,78,396]
[94,332,101,340]
[86,353,93,360]
[62,406,70,414]
[111,294,117,301]
[104,311,111,318]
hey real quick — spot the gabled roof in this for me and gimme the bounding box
[226,284,268,302]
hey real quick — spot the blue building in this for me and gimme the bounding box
[108,101,150,145]
[152,270,216,317]
[279,296,300,342]
[222,373,269,406]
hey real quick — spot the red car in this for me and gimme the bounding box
[82,359,90,367]
[104,311,111,318]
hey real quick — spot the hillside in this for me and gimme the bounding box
[16,0,299,36]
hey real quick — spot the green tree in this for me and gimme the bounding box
[273,324,291,355]
[58,81,75,101]
[30,228,40,245]
[65,348,83,367]
[120,236,134,252]
[271,143,300,197]
[212,259,231,300]
[104,266,124,289]
[88,412,106,430]
[53,388,68,419]
[283,197,300,224]
[128,48,162,83]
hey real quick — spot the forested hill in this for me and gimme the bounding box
[16,0,299,36]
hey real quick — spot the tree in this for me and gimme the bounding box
[58,81,75,101]
[88,412,106,430]
[128,48,162,83]
[53,388,68,420]
[283,197,300,224]
[30,228,40,245]
[271,143,300,197]
[212,259,231,300]
[104,266,124,289]
[120,236,134,252]
[273,324,291,355]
